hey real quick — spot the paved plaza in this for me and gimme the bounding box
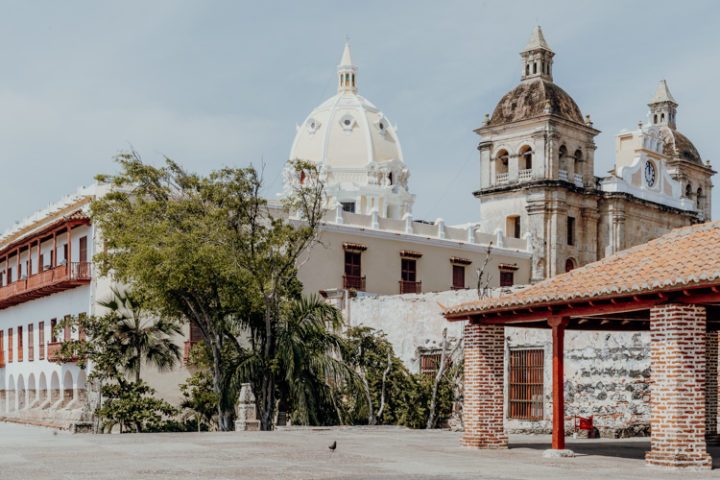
[3,423,720,479]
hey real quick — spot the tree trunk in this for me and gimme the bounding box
[210,338,234,431]
[376,351,392,422]
[427,329,462,429]
[359,366,376,425]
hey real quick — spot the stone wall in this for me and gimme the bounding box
[347,289,651,437]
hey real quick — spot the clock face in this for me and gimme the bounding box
[644,161,656,187]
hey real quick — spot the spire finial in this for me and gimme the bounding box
[648,80,678,128]
[520,26,555,82]
[337,40,357,94]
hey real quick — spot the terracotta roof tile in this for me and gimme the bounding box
[444,221,720,317]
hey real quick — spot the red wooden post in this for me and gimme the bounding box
[52,231,57,268]
[67,225,72,274]
[549,316,567,450]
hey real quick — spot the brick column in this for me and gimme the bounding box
[706,330,719,446]
[463,322,507,448]
[646,304,712,470]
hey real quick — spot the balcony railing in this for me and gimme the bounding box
[496,172,509,184]
[399,280,422,294]
[47,341,81,363]
[574,174,584,187]
[0,262,91,310]
[558,169,569,181]
[343,274,366,291]
[518,169,533,181]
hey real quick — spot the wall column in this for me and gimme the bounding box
[706,330,719,445]
[646,304,712,469]
[463,322,507,448]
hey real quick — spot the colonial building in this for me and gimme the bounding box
[476,26,713,282]
[0,30,714,433]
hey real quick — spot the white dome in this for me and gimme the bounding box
[289,92,404,168]
[285,43,413,220]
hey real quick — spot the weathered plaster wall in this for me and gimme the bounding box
[507,328,650,437]
[349,289,651,437]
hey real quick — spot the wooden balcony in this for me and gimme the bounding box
[399,280,422,294]
[343,274,366,291]
[0,262,91,311]
[47,341,81,363]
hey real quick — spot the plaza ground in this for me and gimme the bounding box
[3,423,720,479]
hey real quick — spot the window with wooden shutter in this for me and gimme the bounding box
[509,349,544,420]
[28,323,34,361]
[17,326,23,362]
[0,330,4,366]
[401,258,416,282]
[452,265,465,289]
[189,322,203,342]
[7,328,11,363]
[39,321,45,360]
[50,318,57,343]
[79,236,88,263]
[344,251,361,277]
[63,316,71,342]
[500,271,514,287]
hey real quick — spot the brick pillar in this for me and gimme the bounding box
[646,304,712,470]
[706,330,719,446]
[463,322,507,448]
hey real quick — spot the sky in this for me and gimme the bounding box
[0,0,718,228]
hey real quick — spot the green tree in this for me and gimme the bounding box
[91,152,326,430]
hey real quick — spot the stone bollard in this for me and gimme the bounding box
[235,383,260,432]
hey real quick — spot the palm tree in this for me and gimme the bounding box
[99,287,182,382]
[237,295,359,428]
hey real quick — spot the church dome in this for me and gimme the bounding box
[289,44,404,169]
[648,80,703,164]
[488,78,584,127]
[285,43,414,220]
[660,127,701,164]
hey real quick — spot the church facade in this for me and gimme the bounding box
[475,27,713,282]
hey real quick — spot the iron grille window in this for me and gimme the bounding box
[509,349,544,420]
[500,270,514,287]
[452,265,465,289]
[420,352,442,377]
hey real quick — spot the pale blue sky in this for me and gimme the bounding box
[0,0,718,228]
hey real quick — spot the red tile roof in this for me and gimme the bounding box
[444,221,720,317]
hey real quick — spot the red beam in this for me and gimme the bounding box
[469,297,664,325]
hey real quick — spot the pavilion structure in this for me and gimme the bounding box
[444,221,720,470]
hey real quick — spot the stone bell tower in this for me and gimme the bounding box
[475,26,601,282]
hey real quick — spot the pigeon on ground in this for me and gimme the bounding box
[328,440,337,454]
